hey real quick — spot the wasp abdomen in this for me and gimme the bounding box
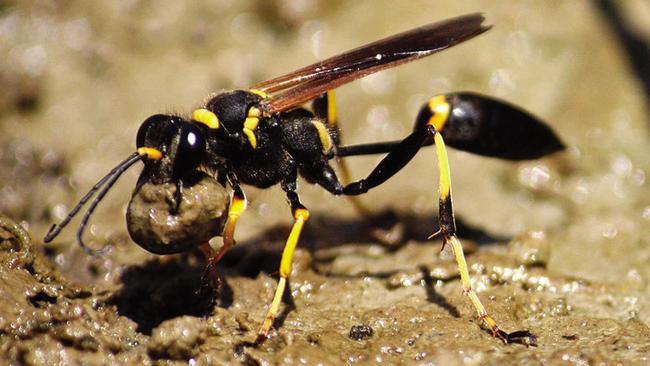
[439,93,564,160]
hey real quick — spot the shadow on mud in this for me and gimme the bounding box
[110,209,505,334]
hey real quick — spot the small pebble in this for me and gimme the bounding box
[349,324,374,341]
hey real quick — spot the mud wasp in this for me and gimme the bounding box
[45,13,563,346]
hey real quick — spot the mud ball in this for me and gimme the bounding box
[126,171,229,254]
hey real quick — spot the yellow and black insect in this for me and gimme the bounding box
[45,14,562,346]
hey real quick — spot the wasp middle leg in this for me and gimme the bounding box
[255,170,310,344]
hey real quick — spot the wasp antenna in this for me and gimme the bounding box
[43,155,134,243]
[74,153,146,256]
[44,152,143,243]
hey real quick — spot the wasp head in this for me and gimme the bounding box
[135,114,206,184]
[43,114,211,255]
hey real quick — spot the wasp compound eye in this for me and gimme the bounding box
[173,123,205,176]
[136,114,171,148]
[180,123,204,154]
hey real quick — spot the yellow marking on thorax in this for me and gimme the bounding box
[249,89,269,99]
[192,108,220,129]
[137,147,163,160]
[427,95,451,131]
[243,107,261,149]
[311,120,332,152]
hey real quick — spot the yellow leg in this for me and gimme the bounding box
[431,130,535,345]
[215,187,247,263]
[199,187,248,294]
[447,235,502,336]
[256,207,310,343]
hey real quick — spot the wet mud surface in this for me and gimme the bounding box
[2,1,650,365]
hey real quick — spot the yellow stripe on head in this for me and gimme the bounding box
[427,95,451,131]
[192,108,220,129]
[137,147,163,160]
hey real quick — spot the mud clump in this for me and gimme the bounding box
[148,316,208,360]
[126,171,229,254]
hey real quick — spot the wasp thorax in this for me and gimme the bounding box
[205,90,264,132]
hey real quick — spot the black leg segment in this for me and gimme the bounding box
[342,128,429,195]
[339,93,564,196]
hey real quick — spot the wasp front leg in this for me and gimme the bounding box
[200,172,248,295]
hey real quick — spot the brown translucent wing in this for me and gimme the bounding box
[253,13,490,115]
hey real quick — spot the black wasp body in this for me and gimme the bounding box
[46,14,564,347]
[136,89,344,211]
[202,90,340,193]
[138,89,561,203]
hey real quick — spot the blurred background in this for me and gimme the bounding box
[1,0,650,363]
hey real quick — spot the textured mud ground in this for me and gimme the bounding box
[2,1,650,365]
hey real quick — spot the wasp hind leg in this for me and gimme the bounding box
[432,128,536,346]
[339,94,548,345]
